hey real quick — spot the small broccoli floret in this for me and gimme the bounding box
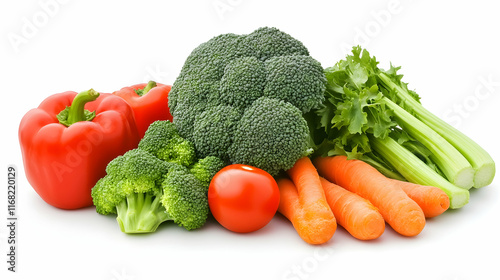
[264,55,326,113]
[91,149,171,233]
[192,105,241,160]
[228,97,312,176]
[105,154,126,176]
[116,149,170,192]
[189,156,226,190]
[138,120,196,166]
[217,57,266,109]
[161,166,209,230]
[92,174,123,215]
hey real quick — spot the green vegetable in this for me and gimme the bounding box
[263,55,326,113]
[377,71,495,188]
[228,97,312,176]
[91,149,171,233]
[168,27,326,176]
[338,47,495,188]
[189,156,226,191]
[310,46,493,208]
[161,166,209,230]
[138,120,196,166]
[382,97,474,189]
[192,105,241,161]
[92,121,225,233]
[217,56,267,109]
[371,136,469,209]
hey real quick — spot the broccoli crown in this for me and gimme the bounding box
[92,175,123,215]
[138,120,196,166]
[228,97,312,176]
[263,55,326,113]
[192,105,241,160]
[189,156,226,190]
[170,98,206,141]
[169,26,325,175]
[91,148,169,215]
[161,166,209,230]
[217,56,267,109]
[240,26,309,60]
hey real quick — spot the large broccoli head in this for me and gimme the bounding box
[169,27,326,175]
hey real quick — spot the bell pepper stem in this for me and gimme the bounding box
[138,81,157,96]
[65,89,99,125]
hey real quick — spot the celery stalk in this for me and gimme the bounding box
[379,73,496,188]
[382,97,474,189]
[371,136,469,209]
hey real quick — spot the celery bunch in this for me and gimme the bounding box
[310,47,495,209]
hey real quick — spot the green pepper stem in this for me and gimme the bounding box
[140,81,157,96]
[66,89,99,125]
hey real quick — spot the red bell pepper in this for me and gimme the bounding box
[113,81,172,138]
[19,89,140,209]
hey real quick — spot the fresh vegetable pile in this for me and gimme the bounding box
[19,27,495,244]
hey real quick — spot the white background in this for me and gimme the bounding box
[1,0,499,279]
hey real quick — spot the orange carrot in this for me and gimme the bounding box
[277,157,337,244]
[313,156,425,237]
[393,179,450,218]
[319,177,385,240]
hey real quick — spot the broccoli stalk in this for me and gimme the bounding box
[116,192,170,233]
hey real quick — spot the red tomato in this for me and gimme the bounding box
[208,164,280,233]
